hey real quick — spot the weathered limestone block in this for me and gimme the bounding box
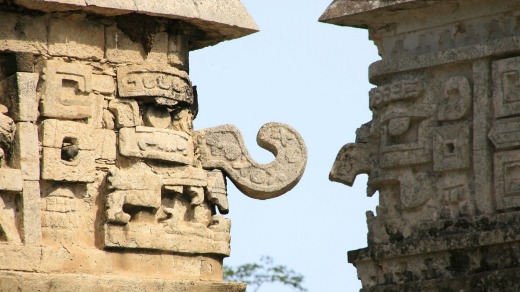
[40,120,95,182]
[41,119,94,150]
[0,272,247,292]
[0,12,47,54]
[108,99,141,128]
[196,123,307,199]
[21,180,41,244]
[119,126,194,164]
[105,26,146,64]
[40,60,93,119]
[92,74,116,95]
[104,220,231,255]
[0,169,23,191]
[0,72,39,122]
[48,15,105,59]
[0,192,21,243]
[13,122,40,181]
[94,129,117,162]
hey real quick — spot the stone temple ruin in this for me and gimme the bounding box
[0,1,307,291]
[323,0,520,290]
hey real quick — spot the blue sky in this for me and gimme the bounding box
[190,1,380,290]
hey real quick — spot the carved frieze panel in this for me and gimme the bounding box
[117,65,194,106]
[433,123,470,171]
[494,150,520,210]
[118,126,194,164]
[437,76,472,121]
[40,119,95,182]
[493,56,520,118]
[488,117,520,149]
[40,60,93,119]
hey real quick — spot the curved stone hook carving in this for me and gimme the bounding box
[195,123,307,200]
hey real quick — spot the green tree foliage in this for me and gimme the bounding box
[224,256,307,292]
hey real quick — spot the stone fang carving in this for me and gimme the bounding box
[196,123,307,200]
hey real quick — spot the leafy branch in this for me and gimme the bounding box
[224,256,307,292]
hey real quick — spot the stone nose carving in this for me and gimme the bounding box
[196,122,307,200]
[330,122,373,187]
[329,143,371,187]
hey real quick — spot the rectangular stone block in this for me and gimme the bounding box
[94,129,117,161]
[119,126,193,164]
[41,147,95,182]
[41,60,93,119]
[146,32,168,64]
[0,12,47,54]
[12,122,40,181]
[92,74,116,95]
[104,223,230,256]
[494,150,520,210]
[107,99,141,128]
[21,180,41,245]
[0,73,39,122]
[41,119,94,150]
[0,168,23,192]
[433,123,470,171]
[168,34,189,69]
[105,26,145,63]
[493,56,520,118]
[48,15,105,59]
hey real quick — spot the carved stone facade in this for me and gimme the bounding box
[0,1,306,290]
[322,0,520,291]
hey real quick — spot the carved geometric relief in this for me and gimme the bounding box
[380,108,434,168]
[107,99,141,128]
[433,123,470,171]
[103,167,231,255]
[493,57,520,118]
[437,76,472,121]
[118,126,194,164]
[369,79,424,110]
[488,117,520,149]
[494,150,520,210]
[117,65,194,106]
[399,170,432,210]
[438,173,471,219]
[40,119,95,182]
[40,60,93,119]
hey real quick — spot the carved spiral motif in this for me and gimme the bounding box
[196,123,307,200]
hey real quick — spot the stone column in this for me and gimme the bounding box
[0,1,307,291]
[322,0,520,291]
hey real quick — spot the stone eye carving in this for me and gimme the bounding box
[196,123,307,200]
